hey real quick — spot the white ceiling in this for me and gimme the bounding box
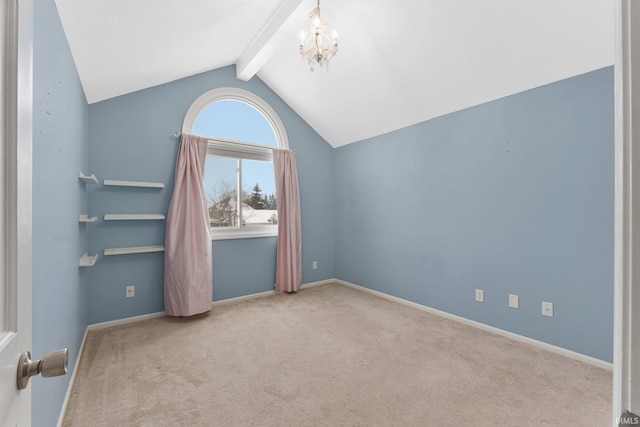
[54,0,614,148]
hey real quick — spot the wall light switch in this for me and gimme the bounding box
[509,294,519,309]
[475,289,484,303]
[312,261,317,270]
[126,286,135,298]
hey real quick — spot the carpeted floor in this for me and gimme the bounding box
[62,283,612,426]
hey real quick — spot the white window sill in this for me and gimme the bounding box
[210,227,278,241]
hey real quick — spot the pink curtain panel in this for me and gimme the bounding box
[164,134,213,316]
[273,148,302,292]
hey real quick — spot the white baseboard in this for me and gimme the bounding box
[86,279,335,329]
[335,279,613,371]
[213,289,277,306]
[87,311,166,331]
[300,278,335,289]
[212,279,334,306]
[56,328,88,427]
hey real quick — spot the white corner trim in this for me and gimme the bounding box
[56,328,88,427]
[334,279,613,371]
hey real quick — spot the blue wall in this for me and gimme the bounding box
[87,66,335,323]
[32,0,89,425]
[334,67,614,362]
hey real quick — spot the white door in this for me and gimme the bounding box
[614,0,640,424]
[0,0,33,425]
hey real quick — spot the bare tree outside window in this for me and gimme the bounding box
[207,177,243,228]
[206,176,278,228]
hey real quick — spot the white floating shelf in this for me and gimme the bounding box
[104,245,165,256]
[78,171,99,185]
[78,253,98,267]
[104,214,165,221]
[78,214,98,223]
[103,179,164,189]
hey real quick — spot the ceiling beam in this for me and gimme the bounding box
[236,0,307,81]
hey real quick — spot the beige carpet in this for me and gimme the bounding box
[62,283,612,426]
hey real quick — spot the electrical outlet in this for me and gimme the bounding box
[475,289,484,303]
[126,286,135,298]
[509,294,519,309]
[542,301,553,317]
[312,261,318,270]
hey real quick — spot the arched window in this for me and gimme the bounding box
[183,88,289,239]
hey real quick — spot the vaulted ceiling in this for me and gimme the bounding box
[54,0,614,148]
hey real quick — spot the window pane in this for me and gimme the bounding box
[193,100,278,147]
[242,160,277,227]
[204,156,239,228]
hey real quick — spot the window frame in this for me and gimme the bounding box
[182,88,289,241]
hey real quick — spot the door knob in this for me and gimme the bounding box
[17,348,68,390]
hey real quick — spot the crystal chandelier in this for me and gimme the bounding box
[298,0,338,71]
